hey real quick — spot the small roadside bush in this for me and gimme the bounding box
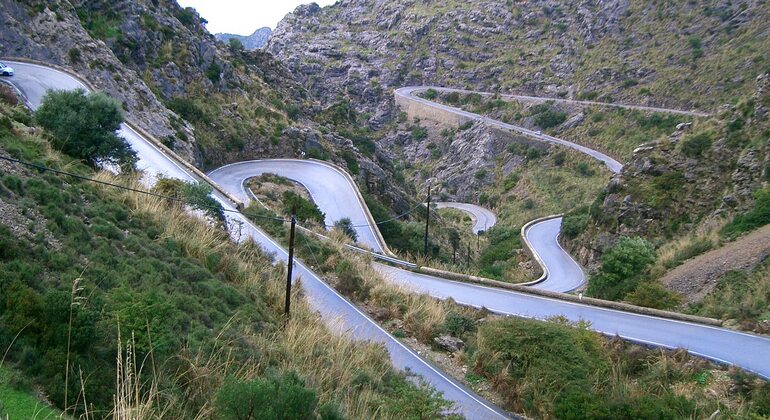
[626,282,682,309]
[423,88,438,100]
[215,372,319,420]
[334,217,358,241]
[443,311,476,337]
[282,191,325,225]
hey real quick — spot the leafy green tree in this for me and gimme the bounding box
[215,372,318,420]
[283,191,325,225]
[587,237,656,300]
[35,89,136,170]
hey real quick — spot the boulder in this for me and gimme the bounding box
[434,335,465,353]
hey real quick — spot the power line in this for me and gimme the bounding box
[0,154,432,232]
[0,154,285,222]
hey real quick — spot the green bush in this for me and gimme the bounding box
[282,191,325,225]
[167,97,207,123]
[334,217,358,241]
[411,125,428,141]
[35,89,136,170]
[206,62,223,83]
[215,372,318,420]
[443,312,476,337]
[475,318,607,411]
[478,226,521,279]
[423,88,438,100]
[721,187,770,237]
[531,103,567,129]
[626,282,681,309]
[562,210,589,238]
[587,237,656,300]
[502,172,519,192]
[680,132,712,157]
[335,260,369,300]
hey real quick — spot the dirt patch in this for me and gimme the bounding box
[661,224,770,304]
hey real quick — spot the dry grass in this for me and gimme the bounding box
[89,173,448,419]
[650,217,729,278]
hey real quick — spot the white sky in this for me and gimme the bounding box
[176,0,337,35]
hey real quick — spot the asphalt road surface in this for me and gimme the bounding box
[396,86,627,173]
[4,60,511,419]
[435,202,497,234]
[523,217,585,292]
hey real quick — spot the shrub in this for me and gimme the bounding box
[215,372,318,420]
[411,125,428,141]
[206,62,222,83]
[552,151,566,166]
[587,237,656,300]
[423,88,438,100]
[722,187,770,237]
[443,311,476,337]
[35,89,136,170]
[502,172,519,192]
[680,132,712,157]
[228,38,244,52]
[334,217,358,241]
[167,97,207,123]
[283,191,325,225]
[531,103,567,129]
[335,260,369,300]
[475,318,607,411]
[562,210,589,238]
[626,282,681,309]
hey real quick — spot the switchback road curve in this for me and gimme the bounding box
[3,60,511,419]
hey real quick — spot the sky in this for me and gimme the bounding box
[176,0,337,35]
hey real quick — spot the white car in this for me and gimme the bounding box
[0,62,14,76]
[534,130,542,135]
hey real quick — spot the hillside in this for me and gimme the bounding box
[269,0,770,284]
[216,27,272,50]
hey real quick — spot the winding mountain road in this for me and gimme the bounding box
[7,60,770,419]
[397,86,630,173]
[435,202,497,234]
[3,60,511,419]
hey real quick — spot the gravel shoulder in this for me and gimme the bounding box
[661,224,770,304]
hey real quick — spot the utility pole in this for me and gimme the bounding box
[285,206,297,321]
[424,183,431,256]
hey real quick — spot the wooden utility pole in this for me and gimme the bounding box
[285,206,297,321]
[424,183,431,256]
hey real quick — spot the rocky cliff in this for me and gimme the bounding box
[0,0,411,210]
[568,73,770,268]
[216,27,272,50]
[270,0,769,125]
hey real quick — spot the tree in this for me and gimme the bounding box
[228,38,244,52]
[587,237,656,300]
[35,89,136,170]
[334,217,358,241]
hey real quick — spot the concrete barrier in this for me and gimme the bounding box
[2,57,245,210]
[415,266,723,327]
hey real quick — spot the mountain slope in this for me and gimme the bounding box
[216,27,272,50]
